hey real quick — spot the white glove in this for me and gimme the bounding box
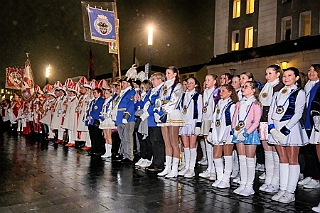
[207,132,213,142]
[140,111,149,121]
[154,113,161,123]
[122,119,128,124]
[270,129,285,142]
[236,131,246,141]
[195,127,201,136]
[313,116,320,131]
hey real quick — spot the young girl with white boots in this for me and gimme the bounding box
[268,67,308,203]
[199,74,220,180]
[232,81,262,196]
[178,77,202,178]
[99,88,116,158]
[155,66,184,178]
[259,65,284,193]
[207,84,238,188]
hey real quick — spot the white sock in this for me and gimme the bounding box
[239,155,247,186]
[222,156,233,183]
[214,158,224,181]
[246,157,255,187]
[270,151,280,187]
[287,165,300,193]
[279,163,289,191]
[184,148,190,170]
[264,151,274,185]
[205,140,213,172]
[200,140,207,159]
[189,148,197,170]
[232,150,239,171]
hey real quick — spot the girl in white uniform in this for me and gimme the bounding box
[178,77,202,178]
[259,65,284,193]
[268,67,308,203]
[156,66,184,178]
[199,74,220,180]
[99,88,116,158]
[208,84,238,188]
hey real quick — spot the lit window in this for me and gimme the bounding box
[246,0,254,14]
[245,27,253,48]
[232,31,240,51]
[300,11,311,37]
[281,17,292,41]
[233,0,241,18]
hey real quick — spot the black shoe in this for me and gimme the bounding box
[146,166,163,173]
[112,153,122,162]
[121,158,133,163]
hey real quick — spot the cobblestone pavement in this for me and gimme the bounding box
[0,133,319,212]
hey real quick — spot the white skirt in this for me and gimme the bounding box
[99,117,116,129]
[309,127,320,144]
[268,120,308,146]
[259,122,268,141]
[179,122,196,136]
[158,109,185,127]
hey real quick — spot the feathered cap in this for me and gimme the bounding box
[98,79,110,90]
[79,76,91,89]
[89,79,99,90]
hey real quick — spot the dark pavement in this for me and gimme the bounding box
[0,132,319,213]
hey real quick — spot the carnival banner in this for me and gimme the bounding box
[21,56,34,101]
[5,67,24,90]
[87,7,116,42]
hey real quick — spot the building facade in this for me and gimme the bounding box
[209,0,320,82]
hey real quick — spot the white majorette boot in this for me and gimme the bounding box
[233,155,247,195]
[166,157,179,178]
[184,148,197,178]
[278,165,299,203]
[259,151,273,191]
[179,148,190,176]
[212,158,223,187]
[265,151,280,193]
[217,155,232,189]
[158,156,172,177]
[239,157,255,196]
[272,163,289,201]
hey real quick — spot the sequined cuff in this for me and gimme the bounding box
[268,124,275,133]
[196,122,202,128]
[280,126,290,136]
[209,128,212,133]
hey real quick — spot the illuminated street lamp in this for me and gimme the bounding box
[147,26,153,78]
[46,65,51,84]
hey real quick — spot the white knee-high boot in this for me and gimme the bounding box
[278,164,299,203]
[206,140,214,172]
[286,165,300,193]
[264,151,274,185]
[231,150,239,177]
[179,148,190,176]
[270,151,280,187]
[107,144,112,157]
[217,155,232,188]
[199,139,207,162]
[272,163,289,201]
[234,155,247,194]
[185,148,197,178]
[166,157,179,178]
[212,158,224,187]
[239,157,255,196]
[158,156,172,176]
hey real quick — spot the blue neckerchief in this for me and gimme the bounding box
[225,102,235,126]
[280,89,301,122]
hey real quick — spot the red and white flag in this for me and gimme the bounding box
[21,55,34,101]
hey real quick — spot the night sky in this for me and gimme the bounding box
[0,0,214,87]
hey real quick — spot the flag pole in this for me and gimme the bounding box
[114,0,121,80]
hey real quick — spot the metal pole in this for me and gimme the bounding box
[148,45,152,78]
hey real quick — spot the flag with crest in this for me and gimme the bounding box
[21,54,34,101]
